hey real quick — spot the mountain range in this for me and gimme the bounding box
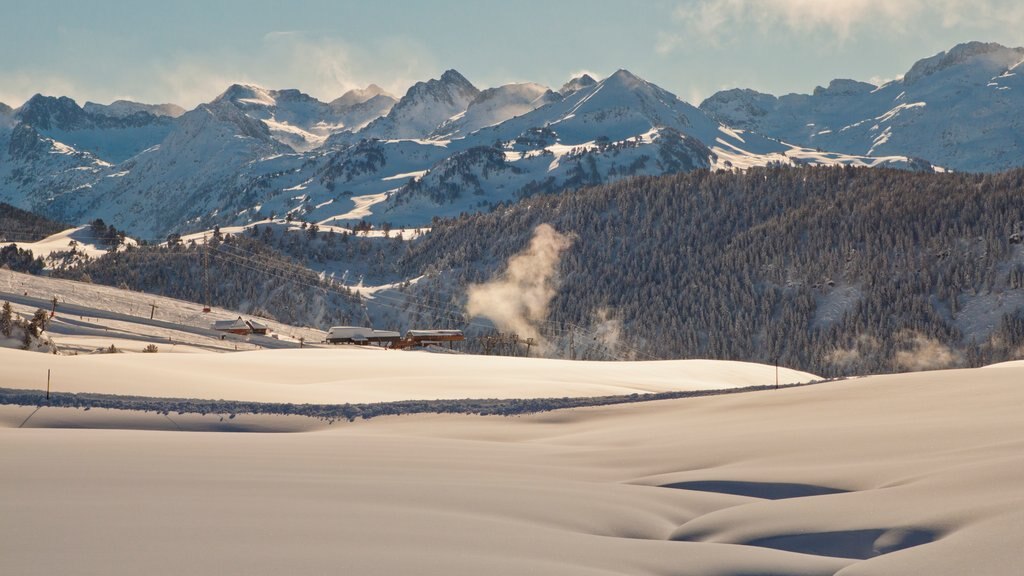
[1,40,1022,239]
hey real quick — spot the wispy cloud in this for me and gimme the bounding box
[1,31,439,109]
[0,72,78,108]
[661,0,1024,51]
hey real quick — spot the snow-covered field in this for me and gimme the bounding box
[2,365,1023,575]
[1,269,324,353]
[2,269,1023,574]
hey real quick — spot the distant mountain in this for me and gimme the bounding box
[559,73,597,95]
[0,119,110,213]
[700,41,1024,172]
[328,84,398,132]
[371,69,920,227]
[357,70,480,140]
[83,100,185,118]
[431,82,561,139]
[0,102,13,117]
[45,100,294,239]
[329,84,395,110]
[7,43,1024,239]
[212,84,349,152]
[15,94,174,163]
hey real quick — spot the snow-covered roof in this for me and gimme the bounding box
[212,317,249,331]
[246,319,270,331]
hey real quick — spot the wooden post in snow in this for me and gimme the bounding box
[46,369,50,400]
[149,303,158,320]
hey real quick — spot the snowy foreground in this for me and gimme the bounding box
[2,359,1024,574]
[2,268,1022,574]
[0,346,817,404]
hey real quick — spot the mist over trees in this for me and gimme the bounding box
[396,165,1024,376]
[44,165,1024,376]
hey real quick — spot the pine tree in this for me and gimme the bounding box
[0,301,13,337]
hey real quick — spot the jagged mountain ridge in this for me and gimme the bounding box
[3,43,1020,239]
[700,41,1024,172]
[14,94,176,163]
[2,68,928,239]
[83,100,186,119]
[354,69,481,141]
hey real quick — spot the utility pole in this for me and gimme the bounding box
[202,235,211,313]
[521,337,534,357]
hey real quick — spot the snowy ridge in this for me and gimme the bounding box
[701,41,1024,172]
[356,69,480,141]
[3,43,1019,238]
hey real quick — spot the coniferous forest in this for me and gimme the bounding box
[44,165,1024,376]
[396,166,1024,376]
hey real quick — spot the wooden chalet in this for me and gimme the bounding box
[392,329,465,350]
[212,317,251,336]
[246,319,270,335]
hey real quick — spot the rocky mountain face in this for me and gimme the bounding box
[83,100,186,118]
[700,41,1024,172]
[3,42,1023,239]
[14,94,175,163]
[431,82,561,139]
[356,70,481,140]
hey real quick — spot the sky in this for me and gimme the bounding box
[2,0,1023,109]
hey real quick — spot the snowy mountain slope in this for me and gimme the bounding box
[0,51,990,240]
[430,82,561,139]
[9,225,138,269]
[234,138,452,227]
[356,70,480,140]
[327,85,398,132]
[0,102,13,118]
[45,101,295,238]
[214,84,357,152]
[15,94,175,163]
[0,121,111,214]
[83,100,186,118]
[369,70,927,226]
[700,41,1024,172]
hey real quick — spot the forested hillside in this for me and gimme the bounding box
[0,202,66,242]
[57,233,366,329]
[398,166,1024,376]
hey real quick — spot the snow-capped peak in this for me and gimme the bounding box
[431,82,560,139]
[357,69,480,140]
[330,84,396,110]
[214,84,279,107]
[83,100,186,119]
[904,41,1024,84]
[812,79,876,97]
[559,74,598,95]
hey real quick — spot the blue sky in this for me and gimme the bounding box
[2,0,1022,108]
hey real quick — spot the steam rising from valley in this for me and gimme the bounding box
[465,224,573,349]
